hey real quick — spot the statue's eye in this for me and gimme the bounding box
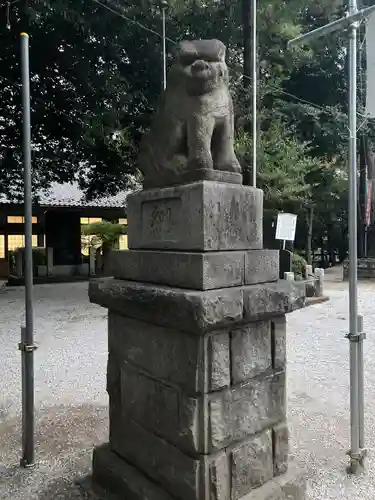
[181,54,199,66]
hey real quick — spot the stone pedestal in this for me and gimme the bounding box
[89,181,306,500]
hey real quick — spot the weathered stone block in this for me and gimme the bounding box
[209,332,231,391]
[274,464,306,500]
[127,181,263,251]
[272,423,289,476]
[242,481,283,500]
[243,282,305,321]
[271,317,286,371]
[120,364,200,454]
[240,464,305,500]
[208,373,286,450]
[245,250,279,285]
[108,313,230,394]
[209,452,230,500]
[108,313,202,393]
[90,279,244,334]
[92,443,174,500]
[111,418,229,500]
[109,356,285,455]
[111,362,285,455]
[231,321,272,383]
[112,418,199,500]
[231,430,273,499]
[89,279,305,334]
[112,249,245,290]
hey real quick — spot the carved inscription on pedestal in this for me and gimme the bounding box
[141,197,182,244]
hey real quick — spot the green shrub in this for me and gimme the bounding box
[292,253,307,277]
[8,247,46,274]
[81,220,127,250]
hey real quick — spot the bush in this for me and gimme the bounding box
[292,253,307,277]
[8,247,46,276]
[81,220,127,250]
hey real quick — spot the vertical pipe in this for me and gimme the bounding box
[162,7,166,90]
[251,0,257,187]
[20,31,35,468]
[348,0,360,470]
[357,316,364,450]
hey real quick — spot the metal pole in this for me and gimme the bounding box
[251,0,257,187]
[288,2,371,475]
[162,6,167,90]
[357,315,365,450]
[20,31,36,468]
[347,0,361,474]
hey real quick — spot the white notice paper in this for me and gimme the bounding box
[275,213,297,242]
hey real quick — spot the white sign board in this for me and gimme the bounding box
[366,11,375,117]
[275,212,297,242]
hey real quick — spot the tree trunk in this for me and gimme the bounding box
[95,248,102,276]
[242,0,251,82]
[306,206,314,265]
[102,243,112,277]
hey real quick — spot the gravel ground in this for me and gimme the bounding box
[0,282,108,499]
[0,279,375,499]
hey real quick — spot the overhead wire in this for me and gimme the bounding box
[1,0,363,132]
[91,0,177,44]
[90,0,349,121]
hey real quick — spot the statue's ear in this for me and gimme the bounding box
[174,41,197,62]
[216,41,226,62]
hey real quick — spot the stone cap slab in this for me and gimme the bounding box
[143,168,243,189]
[111,249,279,291]
[127,181,263,251]
[89,279,305,334]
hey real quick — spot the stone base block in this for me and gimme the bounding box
[111,249,279,290]
[244,465,306,500]
[107,313,286,394]
[108,370,285,455]
[92,444,305,500]
[89,279,305,334]
[92,443,174,500]
[127,181,263,251]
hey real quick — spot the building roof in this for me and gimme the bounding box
[0,182,130,209]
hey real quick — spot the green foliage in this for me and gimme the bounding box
[235,121,318,211]
[8,247,46,275]
[0,0,360,257]
[81,220,127,249]
[292,252,307,277]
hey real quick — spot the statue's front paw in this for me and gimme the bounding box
[188,156,213,172]
[215,158,242,174]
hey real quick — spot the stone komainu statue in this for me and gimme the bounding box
[138,39,242,188]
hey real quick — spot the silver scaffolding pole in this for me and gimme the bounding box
[160,0,168,90]
[288,2,375,474]
[251,0,257,188]
[19,31,37,468]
